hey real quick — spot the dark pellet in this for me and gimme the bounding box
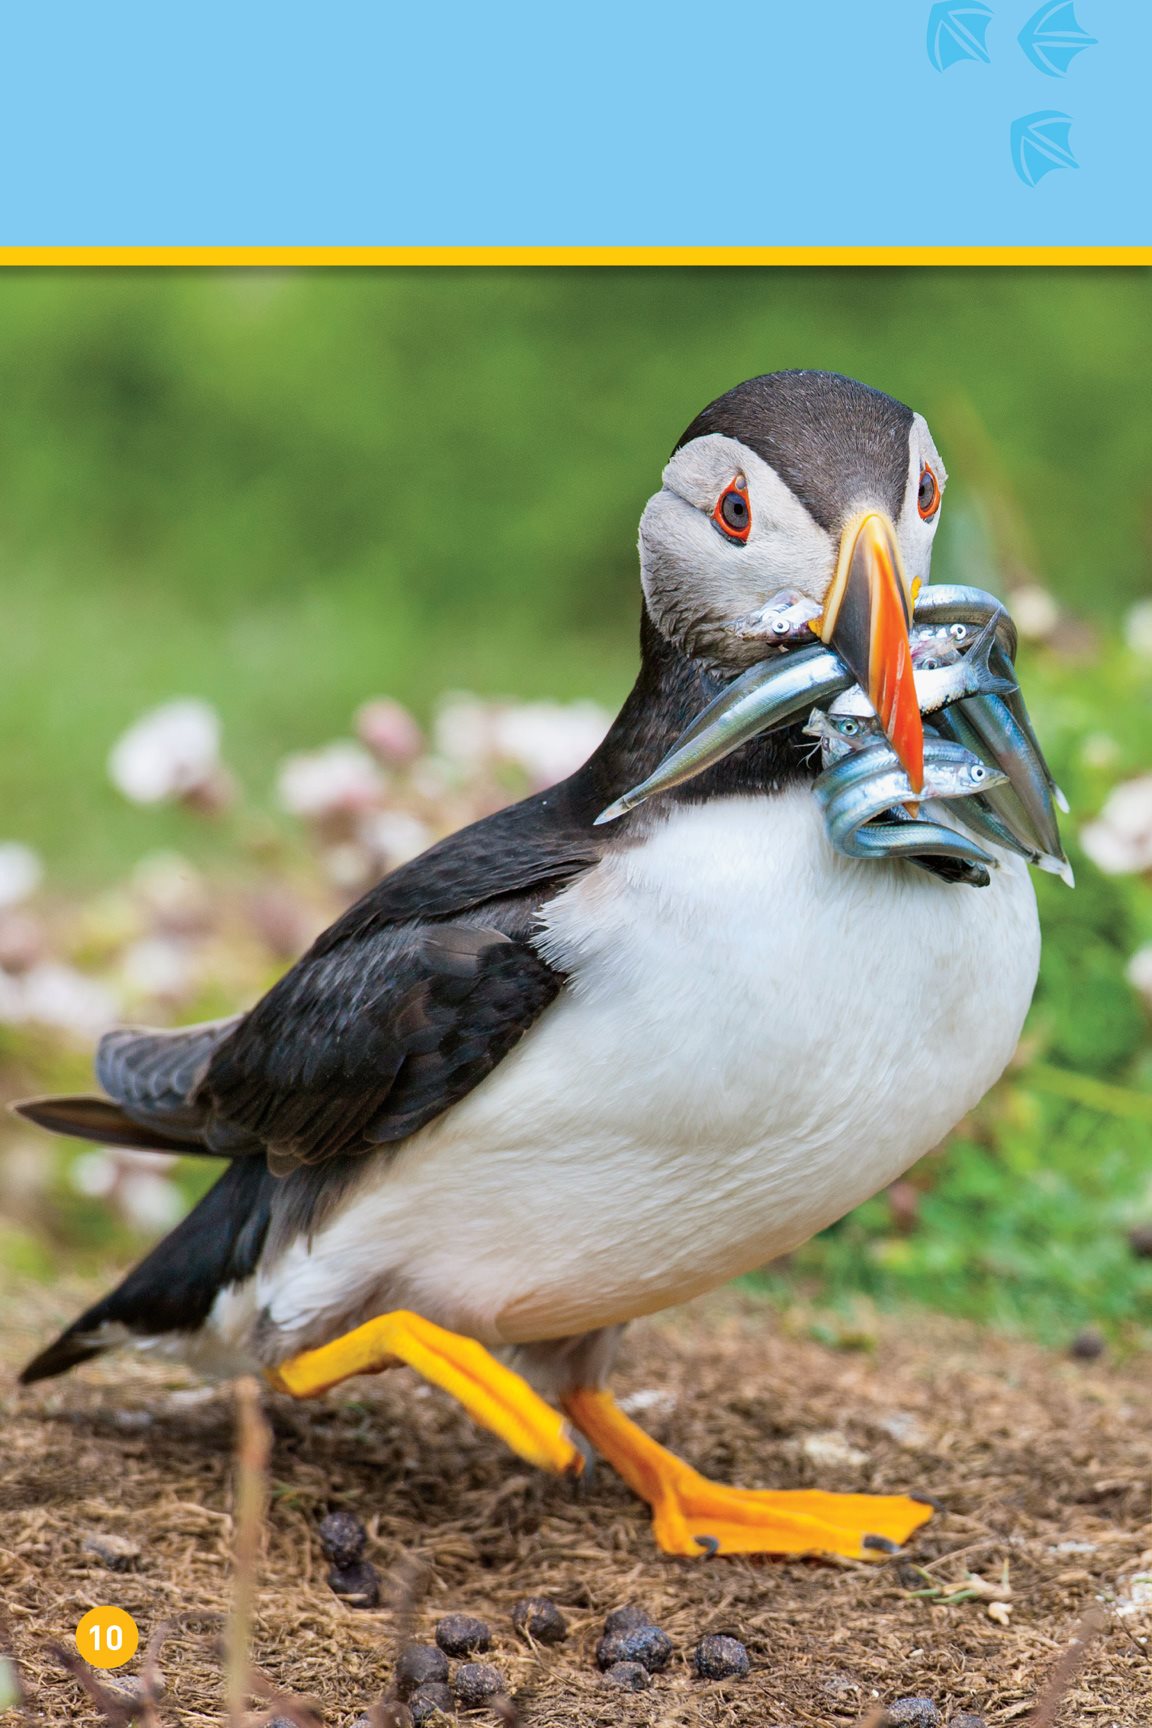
[694,1634,750,1680]
[602,1604,652,1637]
[327,1559,380,1608]
[435,1614,491,1657]
[603,1661,651,1691]
[395,1645,451,1700]
[885,1699,942,1728]
[596,1625,673,1674]
[453,1662,504,1709]
[1069,1327,1106,1361]
[318,1509,368,1566]
[409,1683,456,1724]
[511,1596,568,1645]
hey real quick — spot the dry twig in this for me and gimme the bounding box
[226,1376,272,1728]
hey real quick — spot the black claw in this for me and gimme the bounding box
[862,1534,901,1553]
[910,1492,944,1510]
[694,1534,721,1556]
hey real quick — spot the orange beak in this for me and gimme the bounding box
[816,512,923,793]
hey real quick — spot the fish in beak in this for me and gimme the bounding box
[816,512,924,793]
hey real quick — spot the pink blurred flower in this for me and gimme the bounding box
[1080,775,1152,875]
[276,741,384,822]
[0,961,118,1039]
[492,700,611,787]
[1126,945,1152,1011]
[356,698,424,765]
[432,693,611,787]
[0,842,43,908]
[108,700,233,811]
[1010,584,1060,642]
[359,810,432,869]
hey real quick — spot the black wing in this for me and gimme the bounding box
[15,784,603,1172]
[198,918,562,1170]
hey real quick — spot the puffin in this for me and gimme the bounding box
[15,371,1040,1560]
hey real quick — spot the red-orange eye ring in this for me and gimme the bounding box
[917,462,941,522]
[713,473,751,543]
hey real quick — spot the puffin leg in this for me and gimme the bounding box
[268,1309,583,1475]
[561,1387,932,1559]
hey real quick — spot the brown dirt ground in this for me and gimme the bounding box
[1,1276,1150,1728]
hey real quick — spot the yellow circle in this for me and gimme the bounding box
[75,1606,140,1670]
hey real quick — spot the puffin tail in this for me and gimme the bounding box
[18,1156,276,1384]
[11,1094,218,1157]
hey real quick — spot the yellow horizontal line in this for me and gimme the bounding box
[0,246,1148,269]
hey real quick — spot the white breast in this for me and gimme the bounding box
[248,792,1039,1359]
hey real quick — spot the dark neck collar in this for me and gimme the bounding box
[565,607,815,825]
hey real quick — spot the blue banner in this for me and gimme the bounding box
[0,1,1140,246]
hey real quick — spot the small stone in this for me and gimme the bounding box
[885,1699,942,1728]
[511,1596,568,1645]
[948,1716,987,1728]
[82,1531,142,1572]
[436,1614,491,1657]
[694,1634,750,1680]
[603,1661,651,1691]
[327,1559,380,1608]
[1128,1224,1152,1259]
[596,1625,673,1674]
[103,1674,166,1713]
[453,1662,503,1709]
[602,1604,651,1637]
[346,1716,374,1728]
[395,1645,450,1700]
[409,1683,456,1724]
[318,1509,368,1566]
[1069,1328,1106,1361]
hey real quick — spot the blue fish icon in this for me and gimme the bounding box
[1011,111,1079,185]
[1018,2,1097,77]
[926,2,993,71]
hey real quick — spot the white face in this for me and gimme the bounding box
[639,414,948,667]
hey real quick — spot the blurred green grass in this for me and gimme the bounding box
[1,267,1150,1347]
[2,267,1149,874]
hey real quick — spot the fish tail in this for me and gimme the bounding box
[968,616,1018,698]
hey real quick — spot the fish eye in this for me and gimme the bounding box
[949,622,968,641]
[713,473,751,543]
[841,718,860,736]
[921,655,941,670]
[917,462,941,522]
[770,617,790,635]
[971,765,987,781]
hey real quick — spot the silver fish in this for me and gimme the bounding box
[934,697,1073,884]
[595,643,852,824]
[802,708,884,767]
[911,628,965,669]
[727,589,823,646]
[988,640,1070,813]
[830,616,1015,719]
[913,583,1019,662]
[815,739,1006,867]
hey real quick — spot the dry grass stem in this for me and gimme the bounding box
[226,1377,272,1728]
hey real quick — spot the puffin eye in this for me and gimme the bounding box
[917,462,941,522]
[713,474,751,543]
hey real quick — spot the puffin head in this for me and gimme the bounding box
[638,370,948,792]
